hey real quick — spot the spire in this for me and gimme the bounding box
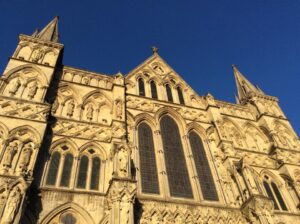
[232,64,263,102]
[34,16,59,42]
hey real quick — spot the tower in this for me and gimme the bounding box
[0,17,64,223]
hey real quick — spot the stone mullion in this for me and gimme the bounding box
[86,157,93,190]
[154,129,169,198]
[182,134,202,201]
[56,154,65,187]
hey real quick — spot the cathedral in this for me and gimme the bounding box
[0,16,299,224]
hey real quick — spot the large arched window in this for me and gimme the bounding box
[166,84,173,102]
[160,115,193,198]
[60,153,74,187]
[177,87,185,105]
[263,176,288,211]
[150,80,158,99]
[138,78,145,96]
[90,157,101,190]
[189,131,218,201]
[46,152,61,186]
[138,122,160,194]
[76,155,89,189]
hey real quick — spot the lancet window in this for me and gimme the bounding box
[150,80,158,99]
[46,152,61,186]
[166,84,173,102]
[138,122,160,194]
[263,176,288,211]
[160,115,193,198]
[177,86,185,104]
[189,131,218,201]
[138,78,145,96]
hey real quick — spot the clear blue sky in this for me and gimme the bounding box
[0,0,299,135]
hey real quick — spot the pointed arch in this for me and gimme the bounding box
[134,113,157,130]
[155,107,186,130]
[50,138,79,155]
[222,118,245,148]
[81,90,112,108]
[242,122,270,152]
[40,202,95,224]
[2,64,48,84]
[9,125,41,144]
[78,141,107,160]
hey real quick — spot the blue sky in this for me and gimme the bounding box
[0,0,299,135]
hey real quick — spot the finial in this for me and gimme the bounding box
[152,46,158,54]
[232,64,236,68]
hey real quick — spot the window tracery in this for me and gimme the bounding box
[160,115,193,198]
[150,80,158,99]
[189,131,218,201]
[263,176,288,211]
[138,122,160,194]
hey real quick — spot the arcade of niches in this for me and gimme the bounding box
[0,17,299,224]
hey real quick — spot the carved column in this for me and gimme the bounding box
[241,196,275,224]
[106,179,137,224]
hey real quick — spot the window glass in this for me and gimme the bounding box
[263,181,279,210]
[177,87,184,104]
[138,78,145,96]
[150,81,158,99]
[166,84,173,102]
[271,182,288,211]
[138,123,160,194]
[160,115,193,198]
[46,152,61,185]
[90,157,101,190]
[60,153,73,187]
[76,156,89,189]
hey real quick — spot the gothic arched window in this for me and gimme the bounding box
[166,84,173,102]
[138,78,145,96]
[46,152,61,186]
[263,177,288,211]
[189,131,218,201]
[271,182,288,211]
[177,87,185,105]
[160,115,193,198]
[61,213,77,224]
[76,155,89,189]
[150,80,158,99]
[90,157,101,190]
[138,122,160,194]
[60,153,74,187]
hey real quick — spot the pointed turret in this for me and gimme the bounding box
[232,64,264,103]
[34,16,59,42]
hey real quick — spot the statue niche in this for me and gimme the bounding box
[2,140,20,170]
[223,120,245,148]
[244,125,269,152]
[7,78,22,96]
[18,142,34,173]
[1,185,23,224]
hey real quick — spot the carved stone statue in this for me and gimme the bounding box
[27,81,38,99]
[31,49,44,63]
[8,78,21,95]
[115,100,123,119]
[2,186,22,224]
[118,146,128,177]
[66,100,75,117]
[51,100,59,114]
[18,143,33,171]
[3,141,18,168]
[86,104,94,121]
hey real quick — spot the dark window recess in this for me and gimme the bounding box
[46,152,61,185]
[76,156,89,189]
[90,157,101,190]
[60,153,74,187]
[138,123,160,194]
[160,115,193,198]
[61,213,77,224]
[138,78,145,96]
[150,81,158,99]
[271,182,288,211]
[177,87,185,104]
[166,84,173,102]
[189,131,218,201]
[263,181,279,210]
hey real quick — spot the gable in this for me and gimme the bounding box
[125,53,205,108]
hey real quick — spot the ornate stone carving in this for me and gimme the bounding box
[86,104,94,121]
[31,48,44,63]
[2,141,19,169]
[117,145,129,178]
[18,142,33,172]
[66,100,75,117]
[0,98,49,121]
[52,120,112,142]
[27,81,38,99]
[8,78,21,96]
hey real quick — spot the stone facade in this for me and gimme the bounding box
[0,17,299,224]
